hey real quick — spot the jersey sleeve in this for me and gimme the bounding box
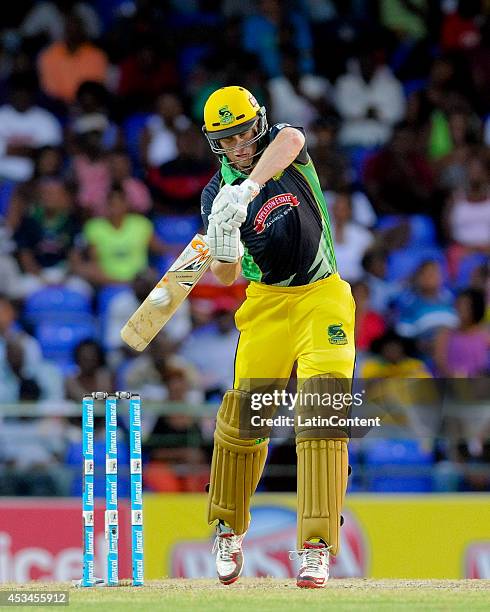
[269,123,309,165]
[200,172,221,231]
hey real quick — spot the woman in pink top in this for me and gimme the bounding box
[434,289,489,377]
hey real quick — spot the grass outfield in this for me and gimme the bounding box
[1,579,490,611]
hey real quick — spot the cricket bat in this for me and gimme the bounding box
[120,234,211,351]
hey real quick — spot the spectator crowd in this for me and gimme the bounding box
[0,0,488,495]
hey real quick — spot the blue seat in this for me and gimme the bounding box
[153,215,202,245]
[346,145,379,183]
[410,215,436,246]
[122,112,151,169]
[376,214,436,247]
[97,285,131,317]
[387,246,447,282]
[364,439,434,492]
[454,253,487,289]
[0,180,15,218]
[24,287,92,328]
[97,284,132,347]
[36,320,96,371]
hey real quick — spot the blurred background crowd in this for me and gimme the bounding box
[0,0,488,498]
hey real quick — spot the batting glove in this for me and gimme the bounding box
[210,179,260,229]
[207,220,244,263]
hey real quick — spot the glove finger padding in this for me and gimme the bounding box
[207,222,244,263]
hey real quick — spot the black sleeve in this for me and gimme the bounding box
[200,172,221,231]
[269,123,309,165]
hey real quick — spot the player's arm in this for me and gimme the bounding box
[201,177,243,286]
[249,127,305,187]
[210,259,242,286]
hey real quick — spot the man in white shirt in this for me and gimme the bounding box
[0,72,62,182]
[334,49,405,148]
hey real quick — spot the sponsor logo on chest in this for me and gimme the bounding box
[253,192,299,234]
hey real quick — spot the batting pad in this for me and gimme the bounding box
[207,390,268,535]
[296,438,348,554]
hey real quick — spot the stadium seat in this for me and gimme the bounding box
[364,439,434,492]
[454,253,487,289]
[0,180,15,218]
[387,246,447,282]
[376,214,436,247]
[35,320,96,372]
[410,215,437,246]
[122,112,151,170]
[23,287,92,329]
[97,284,132,346]
[348,145,379,183]
[153,214,202,245]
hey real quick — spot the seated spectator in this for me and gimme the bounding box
[395,260,458,342]
[334,44,406,148]
[352,280,386,353]
[0,307,63,402]
[363,122,435,214]
[117,37,179,114]
[33,145,65,180]
[242,0,314,78]
[361,249,401,314]
[141,93,191,168]
[0,72,62,182]
[38,13,108,104]
[71,114,111,217]
[268,47,329,129]
[440,1,482,52]
[0,338,42,402]
[361,330,431,378]
[21,1,101,43]
[14,179,86,297]
[145,355,208,492]
[148,126,215,214]
[446,156,490,273]
[179,297,240,398]
[65,339,113,400]
[74,185,167,285]
[68,80,119,152]
[331,190,374,282]
[310,118,349,191]
[108,150,152,214]
[124,334,201,403]
[435,109,480,192]
[72,124,149,217]
[434,289,489,377]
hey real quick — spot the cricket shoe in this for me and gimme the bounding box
[212,521,245,585]
[292,541,330,588]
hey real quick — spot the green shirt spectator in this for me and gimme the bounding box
[84,213,152,281]
[77,185,165,285]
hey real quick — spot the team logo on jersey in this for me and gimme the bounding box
[328,324,348,345]
[218,105,235,125]
[253,193,299,234]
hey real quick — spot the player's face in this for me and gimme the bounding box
[219,127,258,170]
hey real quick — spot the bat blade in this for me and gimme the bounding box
[120,234,211,351]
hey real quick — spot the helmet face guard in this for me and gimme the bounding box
[203,106,268,157]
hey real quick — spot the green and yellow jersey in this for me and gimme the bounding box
[201,123,337,286]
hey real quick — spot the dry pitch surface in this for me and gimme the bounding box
[1,579,490,611]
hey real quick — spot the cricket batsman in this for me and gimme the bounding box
[200,86,356,588]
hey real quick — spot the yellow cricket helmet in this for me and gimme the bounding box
[202,85,268,156]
